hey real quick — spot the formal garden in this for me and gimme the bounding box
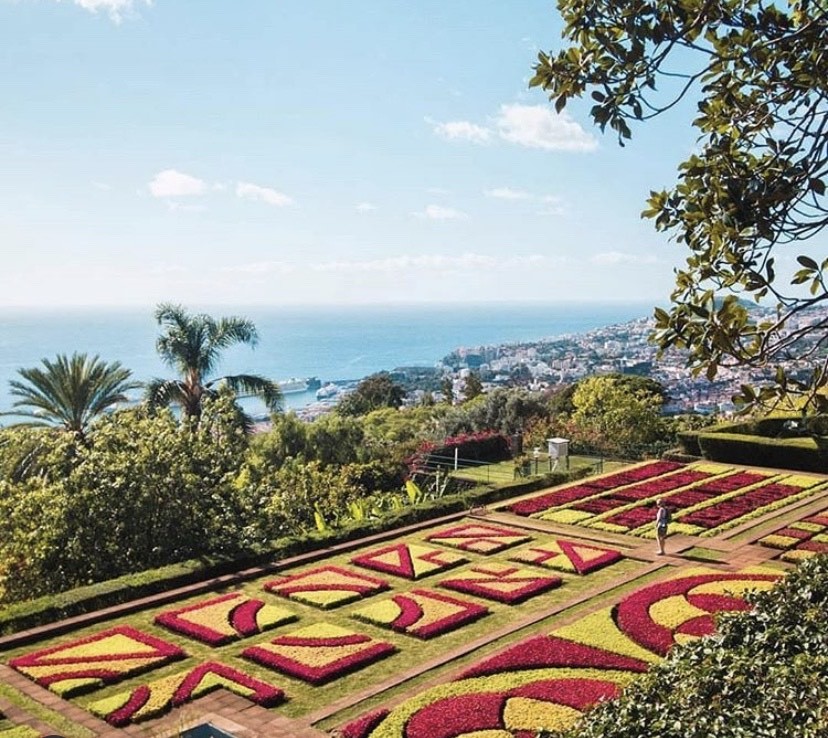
[1,457,826,738]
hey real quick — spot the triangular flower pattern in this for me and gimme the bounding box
[263,565,390,609]
[351,543,467,580]
[439,563,561,604]
[509,539,623,575]
[426,522,533,554]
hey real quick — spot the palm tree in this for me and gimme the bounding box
[2,353,139,439]
[145,303,282,425]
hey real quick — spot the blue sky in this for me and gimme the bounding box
[1,0,700,307]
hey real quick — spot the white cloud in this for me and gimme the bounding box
[148,169,207,198]
[413,204,469,221]
[428,118,492,144]
[590,251,659,266]
[355,202,378,213]
[60,0,151,22]
[495,104,598,152]
[223,261,296,275]
[312,253,547,273]
[236,181,295,207]
[485,187,532,200]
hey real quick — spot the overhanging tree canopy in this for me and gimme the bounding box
[532,0,828,411]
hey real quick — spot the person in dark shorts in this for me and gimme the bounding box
[655,498,670,555]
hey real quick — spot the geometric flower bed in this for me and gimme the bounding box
[508,539,623,574]
[507,460,690,516]
[351,589,489,639]
[339,566,781,738]
[758,509,828,562]
[87,661,285,726]
[505,460,828,539]
[263,565,390,609]
[8,626,186,697]
[425,522,532,554]
[154,592,297,646]
[241,623,396,685]
[439,563,561,604]
[351,544,467,580]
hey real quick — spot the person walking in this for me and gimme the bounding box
[655,498,670,555]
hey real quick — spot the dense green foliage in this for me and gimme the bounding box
[1,353,139,440]
[547,554,828,738]
[533,0,828,413]
[336,372,406,416]
[145,303,282,424]
[679,414,828,471]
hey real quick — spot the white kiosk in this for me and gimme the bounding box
[547,437,570,470]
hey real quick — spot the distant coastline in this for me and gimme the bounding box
[0,302,655,418]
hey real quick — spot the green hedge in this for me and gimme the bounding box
[0,469,580,638]
[697,431,828,472]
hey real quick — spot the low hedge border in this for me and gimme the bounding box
[0,469,583,641]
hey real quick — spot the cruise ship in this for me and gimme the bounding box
[277,377,321,394]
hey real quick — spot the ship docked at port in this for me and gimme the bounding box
[277,377,321,394]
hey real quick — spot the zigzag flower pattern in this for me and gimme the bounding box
[508,539,623,575]
[88,661,284,727]
[242,623,396,685]
[439,563,561,604]
[339,567,781,738]
[425,522,533,554]
[8,625,185,697]
[263,565,390,609]
[351,588,489,639]
[154,592,297,646]
[351,543,467,580]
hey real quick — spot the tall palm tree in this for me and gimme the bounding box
[146,303,282,424]
[2,353,139,439]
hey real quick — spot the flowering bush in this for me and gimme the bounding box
[351,588,488,639]
[154,592,297,645]
[8,625,185,697]
[439,563,561,604]
[351,543,467,580]
[425,522,532,553]
[88,661,284,726]
[406,430,511,474]
[264,565,389,609]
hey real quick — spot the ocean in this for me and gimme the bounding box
[0,302,653,416]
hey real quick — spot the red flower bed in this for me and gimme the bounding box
[580,460,684,489]
[614,572,779,656]
[679,482,802,528]
[439,564,561,604]
[603,505,656,530]
[571,496,629,514]
[339,709,389,738]
[9,625,185,697]
[799,540,828,553]
[459,635,650,679]
[509,484,605,516]
[242,624,396,685]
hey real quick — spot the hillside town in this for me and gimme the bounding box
[433,304,828,416]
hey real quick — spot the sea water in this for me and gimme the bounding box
[0,302,653,415]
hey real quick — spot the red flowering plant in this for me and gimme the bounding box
[405,430,511,476]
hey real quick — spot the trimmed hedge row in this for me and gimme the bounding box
[678,414,828,472]
[0,469,581,638]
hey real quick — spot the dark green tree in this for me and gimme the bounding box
[2,353,139,441]
[532,0,828,412]
[146,303,282,425]
[337,372,406,416]
[462,372,484,403]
